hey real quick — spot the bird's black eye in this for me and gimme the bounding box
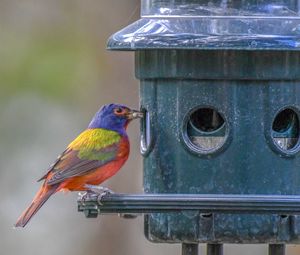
[114,107,125,115]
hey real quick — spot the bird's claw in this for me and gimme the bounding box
[84,184,114,195]
[78,191,98,202]
[83,184,114,205]
[97,191,111,206]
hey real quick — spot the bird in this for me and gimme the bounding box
[15,103,143,228]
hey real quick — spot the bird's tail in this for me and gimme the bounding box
[15,183,57,228]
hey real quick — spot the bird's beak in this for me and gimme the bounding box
[126,109,144,120]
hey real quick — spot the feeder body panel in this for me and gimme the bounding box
[139,50,300,243]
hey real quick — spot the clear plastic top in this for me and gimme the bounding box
[107,0,300,50]
[142,0,300,17]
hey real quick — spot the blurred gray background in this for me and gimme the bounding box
[1,1,299,254]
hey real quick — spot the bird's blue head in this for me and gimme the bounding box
[88,103,143,135]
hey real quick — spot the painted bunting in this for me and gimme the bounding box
[15,103,143,228]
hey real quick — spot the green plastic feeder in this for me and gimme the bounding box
[107,0,300,250]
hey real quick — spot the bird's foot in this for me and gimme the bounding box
[84,184,114,205]
[78,190,98,202]
[84,184,114,195]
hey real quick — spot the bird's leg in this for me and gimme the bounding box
[84,184,114,205]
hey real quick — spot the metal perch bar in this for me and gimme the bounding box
[77,194,300,216]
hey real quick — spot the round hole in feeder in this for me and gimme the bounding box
[186,107,226,153]
[190,108,224,132]
[272,108,300,151]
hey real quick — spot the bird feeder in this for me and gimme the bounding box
[78,0,300,254]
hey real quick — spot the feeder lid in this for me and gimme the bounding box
[107,1,300,51]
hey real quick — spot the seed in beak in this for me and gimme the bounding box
[132,111,144,119]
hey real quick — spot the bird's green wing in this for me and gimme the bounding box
[39,129,122,185]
